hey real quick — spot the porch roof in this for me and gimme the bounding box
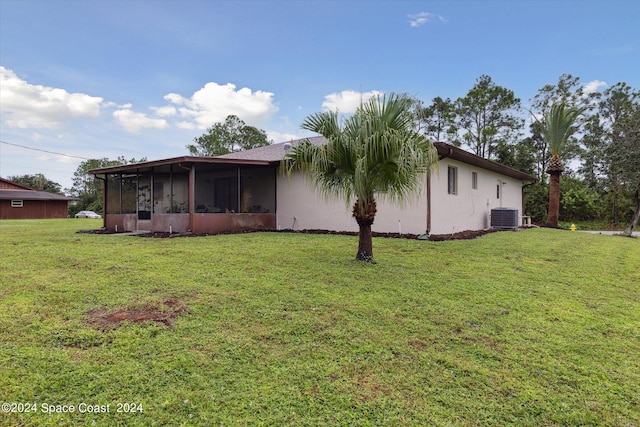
[89,155,273,175]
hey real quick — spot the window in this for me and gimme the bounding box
[472,172,478,190]
[447,166,457,195]
[11,200,24,208]
[496,184,501,199]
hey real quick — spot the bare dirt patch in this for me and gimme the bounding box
[86,299,189,329]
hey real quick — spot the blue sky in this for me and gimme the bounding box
[1,0,638,191]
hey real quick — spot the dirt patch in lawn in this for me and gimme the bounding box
[86,299,189,329]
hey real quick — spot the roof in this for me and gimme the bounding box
[89,136,535,182]
[0,189,76,201]
[89,155,274,175]
[0,177,35,190]
[433,142,536,182]
[217,136,327,162]
[0,178,76,201]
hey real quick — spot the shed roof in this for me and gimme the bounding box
[0,189,76,201]
[0,177,35,190]
[0,178,76,201]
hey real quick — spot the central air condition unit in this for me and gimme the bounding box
[491,208,519,230]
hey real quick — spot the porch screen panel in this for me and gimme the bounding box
[106,175,121,214]
[194,168,238,213]
[171,173,189,213]
[153,174,170,213]
[215,177,238,213]
[240,167,275,213]
[121,176,137,214]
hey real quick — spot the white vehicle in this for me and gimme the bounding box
[75,210,102,219]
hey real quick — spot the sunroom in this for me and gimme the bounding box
[91,156,277,234]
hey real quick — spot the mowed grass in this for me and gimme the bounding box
[0,219,638,426]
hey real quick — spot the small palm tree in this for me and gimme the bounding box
[283,93,438,262]
[543,102,586,227]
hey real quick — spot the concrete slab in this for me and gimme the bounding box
[578,230,639,237]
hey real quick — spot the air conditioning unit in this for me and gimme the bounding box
[491,208,519,230]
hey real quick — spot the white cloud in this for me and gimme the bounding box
[0,66,103,129]
[583,80,607,95]
[267,131,300,143]
[175,120,197,130]
[408,12,447,27]
[151,105,177,117]
[158,82,278,129]
[321,90,384,113]
[113,108,168,133]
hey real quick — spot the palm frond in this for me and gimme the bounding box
[543,102,587,156]
[284,92,439,209]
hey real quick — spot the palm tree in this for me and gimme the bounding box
[542,102,586,227]
[283,93,438,262]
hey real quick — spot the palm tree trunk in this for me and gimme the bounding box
[546,172,561,227]
[356,224,374,262]
[353,197,376,262]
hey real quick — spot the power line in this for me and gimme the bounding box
[0,161,75,175]
[0,140,91,160]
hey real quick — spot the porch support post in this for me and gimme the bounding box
[189,164,195,232]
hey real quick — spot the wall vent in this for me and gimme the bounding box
[491,208,519,230]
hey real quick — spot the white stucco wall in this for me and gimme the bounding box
[276,173,428,235]
[429,158,524,235]
[276,161,526,236]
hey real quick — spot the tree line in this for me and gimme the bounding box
[411,74,638,233]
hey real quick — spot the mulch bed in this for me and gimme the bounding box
[79,227,510,241]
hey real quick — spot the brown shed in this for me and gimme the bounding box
[0,178,76,219]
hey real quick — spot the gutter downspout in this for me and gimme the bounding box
[420,146,454,240]
[95,174,107,229]
[420,171,432,239]
[178,163,194,232]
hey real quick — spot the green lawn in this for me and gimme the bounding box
[1,219,638,426]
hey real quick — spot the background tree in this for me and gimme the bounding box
[494,137,537,177]
[7,173,63,194]
[540,103,586,227]
[283,93,438,262]
[68,156,145,216]
[453,75,523,159]
[530,74,589,115]
[581,82,640,231]
[559,174,601,221]
[186,115,271,156]
[598,83,640,235]
[412,96,457,143]
[617,104,640,236]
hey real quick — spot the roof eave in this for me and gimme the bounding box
[89,156,273,174]
[434,142,536,182]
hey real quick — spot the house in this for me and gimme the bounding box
[0,178,76,219]
[89,138,536,236]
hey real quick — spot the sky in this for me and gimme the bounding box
[1,0,639,191]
